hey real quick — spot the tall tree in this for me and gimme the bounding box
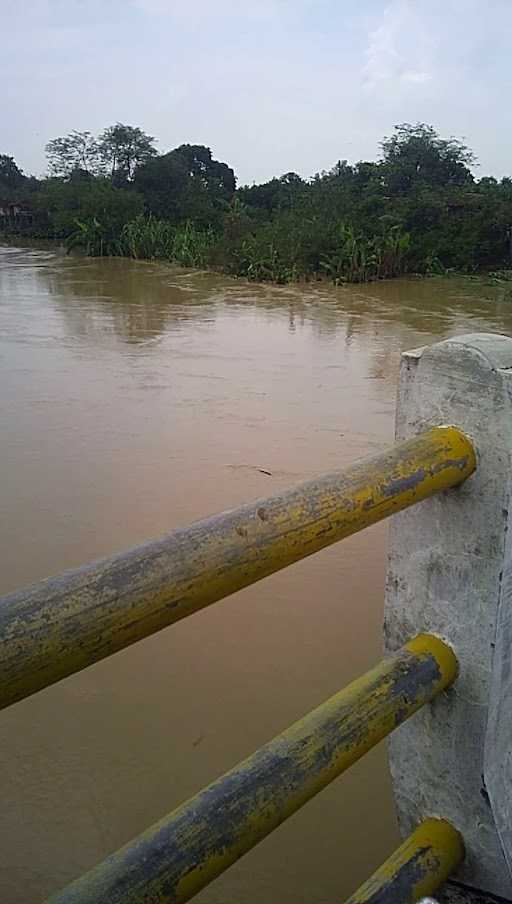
[238,172,305,214]
[380,123,475,194]
[34,178,144,240]
[133,144,235,226]
[0,155,26,193]
[96,123,157,183]
[45,131,101,178]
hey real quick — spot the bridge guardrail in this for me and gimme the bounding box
[0,425,473,711]
[5,333,512,903]
[45,635,457,903]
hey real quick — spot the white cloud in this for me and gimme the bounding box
[4,0,512,181]
[363,1,434,89]
[401,71,432,84]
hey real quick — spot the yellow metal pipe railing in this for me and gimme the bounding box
[0,425,474,711]
[46,634,457,904]
[345,818,464,903]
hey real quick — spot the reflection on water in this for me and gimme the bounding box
[1,244,511,903]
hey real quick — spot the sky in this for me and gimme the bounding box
[3,0,512,185]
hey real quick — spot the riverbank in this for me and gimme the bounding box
[1,216,412,285]
[5,123,512,292]
[4,230,512,298]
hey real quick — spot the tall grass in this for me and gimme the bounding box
[229,235,299,284]
[68,215,216,268]
[66,213,412,285]
[66,218,123,256]
[320,224,411,283]
[171,221,216,267]
[121,216,215,267]
[121,215,174,259]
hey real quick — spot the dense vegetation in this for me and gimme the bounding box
[2,122,512,284]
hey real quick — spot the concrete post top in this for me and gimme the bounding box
[403,332,512,371]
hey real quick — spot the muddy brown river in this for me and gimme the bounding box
[1,243,512,903]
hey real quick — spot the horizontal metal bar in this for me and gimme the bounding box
[46,634,457,904]
[0,425,474,711]
[345,818,464,903]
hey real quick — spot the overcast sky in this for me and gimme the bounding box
[3,0,512,184]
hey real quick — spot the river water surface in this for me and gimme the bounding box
[1,244,512,903]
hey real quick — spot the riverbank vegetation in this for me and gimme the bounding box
[2,123,512,284]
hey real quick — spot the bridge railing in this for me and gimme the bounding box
[45,634,459,904]
[2,333,512,903]
[0,425,472,712]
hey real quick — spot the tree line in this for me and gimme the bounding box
[2,122,512,283]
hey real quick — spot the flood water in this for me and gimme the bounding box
[1,244,512,903]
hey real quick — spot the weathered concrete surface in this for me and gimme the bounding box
[439,880,512,903]
[421,883,511,903]
[385,334,512,898]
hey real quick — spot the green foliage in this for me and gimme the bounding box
[320,225,410,284]
[96,123,157,184]
[6,122,512,283]
[171,222,216,267]
[380,123,475,194]
[0,155,26,196]
[120,216,215,267]
[229,233,299,284]
[33,178,144,241]
[133,144,236,227]
[45,124,157,184]
[45,131,102,178]
[237,172,307,214]
[121,215,175,259]
[66,218,123,256]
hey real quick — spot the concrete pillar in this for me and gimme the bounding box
[384,334,512,899]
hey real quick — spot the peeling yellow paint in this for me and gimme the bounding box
[47,634,457,904]
[0,425,474,710]
[345,818,464,903]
